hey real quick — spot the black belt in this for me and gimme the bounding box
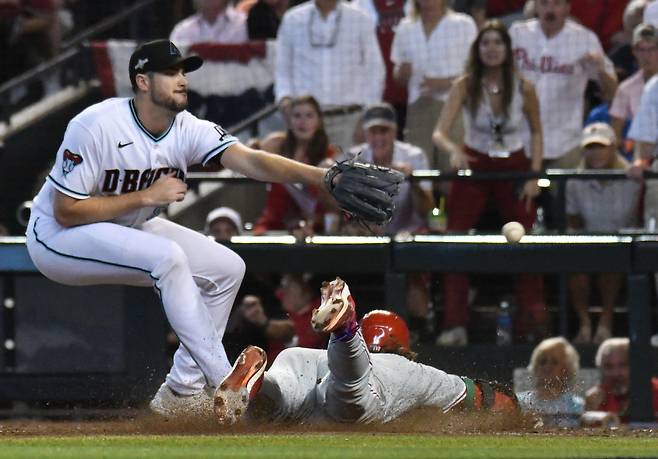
[323,105,363,117]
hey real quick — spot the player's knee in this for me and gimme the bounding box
[225,252,245,284]
[159,242,189,272]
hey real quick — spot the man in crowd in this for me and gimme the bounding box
[586,337,658,420]
[170,0,248,45]
[344,103,434,342]
[275,0,385,150]
[205,206,243,241]
[510,0,617,169]
[610,23,658,157]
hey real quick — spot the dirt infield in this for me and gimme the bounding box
[0,409,654,438]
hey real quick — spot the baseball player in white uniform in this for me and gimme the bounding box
[25,40,341,418]
[214,278,519,424]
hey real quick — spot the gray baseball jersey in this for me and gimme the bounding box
[26,97,243,396]
[251,331,467,423]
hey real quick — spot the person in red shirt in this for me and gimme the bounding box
[254,95,338,236]
[275,273,328,349]
[568,0,628,51]
[586,337,658,420]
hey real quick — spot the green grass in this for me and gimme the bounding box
[0,434,656,459]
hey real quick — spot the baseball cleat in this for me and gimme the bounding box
[149,382,214,418]
[311,277,356,334]
[214,345,267,425]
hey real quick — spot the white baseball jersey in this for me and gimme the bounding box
[250,331,466,424]
[509,19,614,159]
[26,97,244,397]
[628,75,658,145]
[32,97,238,227]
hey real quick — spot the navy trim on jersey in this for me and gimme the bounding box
[129,99,174,142]
[47,175,90,198]
[201,138,238,165]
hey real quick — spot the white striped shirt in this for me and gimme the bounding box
[275,1,386,106]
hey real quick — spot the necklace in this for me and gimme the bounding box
[484,81,501,95]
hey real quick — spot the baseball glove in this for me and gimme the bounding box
[324,158,404,225]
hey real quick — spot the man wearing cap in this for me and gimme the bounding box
[24,39,346,419]
[205,206,243,241]
[610,23,658,158]
[344,103,434,341]
[567,122,641,344]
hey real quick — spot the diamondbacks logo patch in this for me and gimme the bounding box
[62,149,83,176]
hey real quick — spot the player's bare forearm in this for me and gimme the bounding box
[221,143,326,189]
[53,174,186,227]
[53,190,152,227]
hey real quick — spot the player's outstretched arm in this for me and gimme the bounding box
[53,173,187,227]
[220,142,326,188]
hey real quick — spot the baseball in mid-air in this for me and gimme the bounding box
[502,221,525,243]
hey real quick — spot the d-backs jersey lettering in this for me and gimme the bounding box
[32,97,238,227]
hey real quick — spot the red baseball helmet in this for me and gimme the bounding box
[360,310,411,353]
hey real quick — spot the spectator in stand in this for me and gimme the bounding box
[276,273,328,349]
[223,294,296,362]
[510,0,618,170]
[344,103,434,341]
[391,0,476,174]
[275,0,385,151]
[353,0,409,132]
[247,0,289,39]
[432,20,545,346]
[568,0,628,52]
[608,0,649,83]
[0,0,63,103]
[253,95,338,236]
[0,222,8,236]
[517,337,585,426]
[628,51,658,238]
[567,123,641,345]
[205,206,243,241]
[610,23,658,159]
[586,337,658,420]
[170,0,248,45]
[346,103,433,236]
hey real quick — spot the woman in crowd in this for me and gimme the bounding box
[253,95,338,236]
[431,19,545,346]
[517,337,585,426]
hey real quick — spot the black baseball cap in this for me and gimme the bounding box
[362,103,397,130]
[129,39,203,87]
